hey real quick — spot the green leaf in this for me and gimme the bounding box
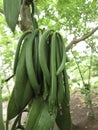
[56,96,71,130]
[91,0,96,7]
[56,68,71,130]
[0,87,5,130]
[3,0,20,32]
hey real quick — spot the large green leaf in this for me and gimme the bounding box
[56,68,71,130]
[0,87,5,130]
[56,95,71,130]
[3,0,20,32]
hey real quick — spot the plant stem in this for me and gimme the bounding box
[71,50,85,86]
[0,85,5,130]
[86,47,94,118]
[71,50,94,118]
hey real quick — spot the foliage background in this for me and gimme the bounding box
[0,0,98,101]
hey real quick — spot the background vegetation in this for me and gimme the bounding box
[0,0,98,123]
[1,0,98,96]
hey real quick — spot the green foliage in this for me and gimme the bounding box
[0,1,21,100]
[3,0,20,32]
[0,86,5,130]
[0,0,98,128]
[36,0,98,33]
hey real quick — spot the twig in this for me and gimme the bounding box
[5,74,14,82]
[88,47,93,87]
[71,50,85,86]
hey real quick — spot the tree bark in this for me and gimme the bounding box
[66,26,98,52]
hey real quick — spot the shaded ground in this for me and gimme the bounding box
[70,91,98,130]
[3,90,98,130]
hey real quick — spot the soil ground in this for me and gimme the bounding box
[70,91,98,130]
[3,89,98,130]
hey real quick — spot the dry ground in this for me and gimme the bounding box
[70,91,98,130]
[3,89,98,130]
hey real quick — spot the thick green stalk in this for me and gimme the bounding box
[0,85,5,130]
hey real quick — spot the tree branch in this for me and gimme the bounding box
[66,26,98,52]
